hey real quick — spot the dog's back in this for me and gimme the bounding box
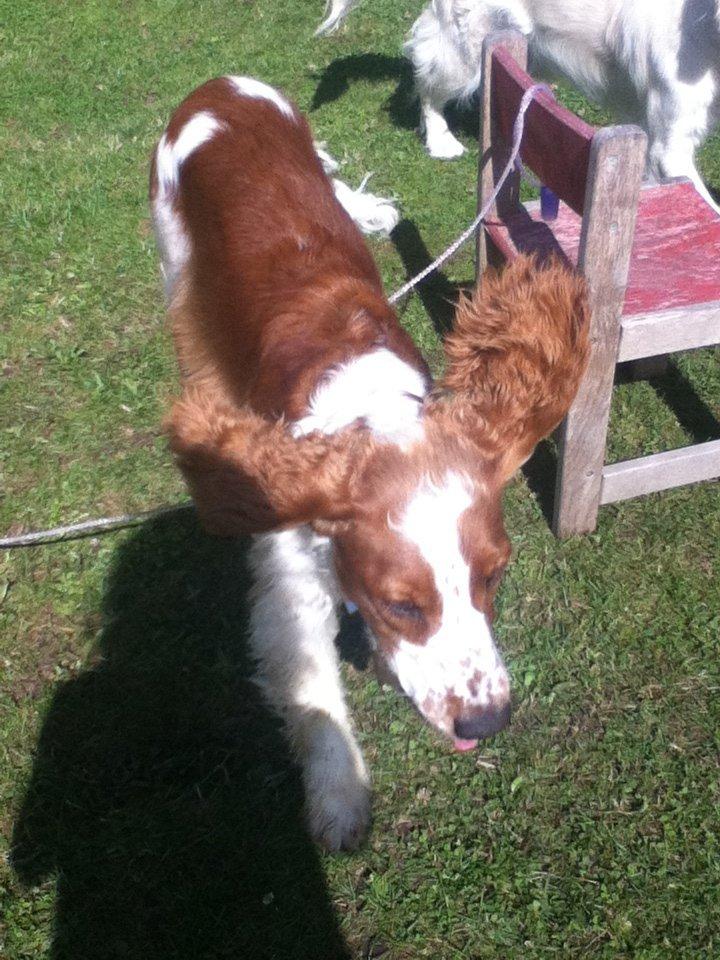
[150,76,411,418]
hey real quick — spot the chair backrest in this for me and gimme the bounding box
[489,44,594,215]
[477,30,647,297]
[477,32,649,537]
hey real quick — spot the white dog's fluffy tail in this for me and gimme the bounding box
[330,176,399,234]
[316,0,361,34]
[315,144,399,235]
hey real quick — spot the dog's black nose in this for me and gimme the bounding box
[454,702,511,741]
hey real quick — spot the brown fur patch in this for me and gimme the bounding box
[166,389,375,535]
[439,254,590,478]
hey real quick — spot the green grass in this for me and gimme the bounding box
[1,1,719,958]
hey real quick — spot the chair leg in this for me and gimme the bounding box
[552,362,615,537]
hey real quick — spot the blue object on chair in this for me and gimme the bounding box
[541,185,559,221]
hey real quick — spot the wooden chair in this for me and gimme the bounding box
[477,31,720,537]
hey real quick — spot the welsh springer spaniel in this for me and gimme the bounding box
[150,76,589,851]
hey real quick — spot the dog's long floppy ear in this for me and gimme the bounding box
[166,390,370,536]
[440,255,590,480]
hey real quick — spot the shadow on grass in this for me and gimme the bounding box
[311,53,418,131]
[390,218,468,336]
[521,438,558,528]
[615,356,720,443]
[645,358,720,443]
[310,53,480,143]
[11,512,350,960]
[310,53,479,148]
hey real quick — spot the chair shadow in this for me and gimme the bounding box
[634,358,720,444]
[521,438,558,528]
[390,218,469,336]
[616,357,720,443]
[11,512,350,960]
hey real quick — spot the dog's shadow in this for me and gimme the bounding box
[310,53,480,141]
[390,218,469,336]
[311,53,418,130]
[11,512,350,960]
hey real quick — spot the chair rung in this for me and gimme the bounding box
[600,440,720,504]
[618,302,720,361]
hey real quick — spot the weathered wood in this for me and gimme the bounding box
[491,181,720,318]
[623,181,720,315]
[491,46,595,215]
[484,210,568,264]
[477,32,527,279]
[618,300,720,360]
[600,441,720,504]
[553,125,647,537]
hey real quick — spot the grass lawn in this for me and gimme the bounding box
[2,1,719,957]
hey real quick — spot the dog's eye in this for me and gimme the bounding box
[384,600,423,621]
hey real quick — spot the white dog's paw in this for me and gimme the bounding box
[426,129,466,159]
[301,717,372,851]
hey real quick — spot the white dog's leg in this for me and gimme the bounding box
[642,26,720,212]
[646,99,720,212]
[405,2,480,159]
[405,0,533,159]
[420,97,466,159]
[248,528,371,851]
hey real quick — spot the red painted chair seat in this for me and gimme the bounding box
[485,180,720,316]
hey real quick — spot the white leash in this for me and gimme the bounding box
[1,86,548,549]
[389,82,550,304]
[0,504,194,549]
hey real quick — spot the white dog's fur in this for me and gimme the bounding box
[319,0,720,208]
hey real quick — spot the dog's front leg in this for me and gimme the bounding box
[248,528,371,851]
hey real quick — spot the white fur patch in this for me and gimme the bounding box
[152,190,190,302]
[294,348,427,444]
[315,144,400,234]
[155,111,224,193]
[249,527,371,850]
[152,112,223,302]
[314,141,340,174]
[389,473,509,735]
[226,75,296,121]
[330,177,400,234]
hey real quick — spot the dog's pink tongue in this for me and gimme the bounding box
[453,737,478,752]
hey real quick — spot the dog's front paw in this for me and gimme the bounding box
[306,774,372,852]
[302,717,372,851]
[426,129,466,159]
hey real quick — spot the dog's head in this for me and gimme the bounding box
[167,257,589,748]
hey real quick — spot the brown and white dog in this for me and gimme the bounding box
[151,76,589,850]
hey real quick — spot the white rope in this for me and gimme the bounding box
[1,86,548,549]
[389,82,550,304]
[0,504,194,549]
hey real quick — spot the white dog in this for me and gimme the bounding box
[319,0,720,208]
